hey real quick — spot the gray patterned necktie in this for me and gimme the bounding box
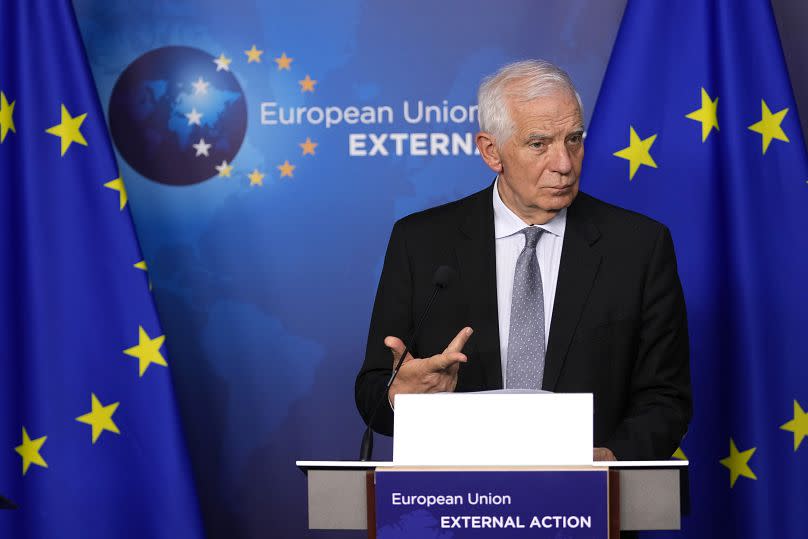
[506,226,545,389]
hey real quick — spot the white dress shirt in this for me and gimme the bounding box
[493,178,567,387]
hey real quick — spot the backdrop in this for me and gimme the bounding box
[71,1,807,538]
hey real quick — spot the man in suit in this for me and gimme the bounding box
[355,60,692,461]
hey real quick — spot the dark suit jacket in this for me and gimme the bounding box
[355,184,692,460]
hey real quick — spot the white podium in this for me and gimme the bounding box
[299,392,688,535]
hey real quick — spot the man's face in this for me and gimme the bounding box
[492,91,584,224]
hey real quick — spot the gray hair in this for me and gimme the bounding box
[477,59,584,145]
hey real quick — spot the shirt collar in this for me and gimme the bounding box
[492,176,567,240]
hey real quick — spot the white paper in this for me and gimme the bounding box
[393,392,593,466]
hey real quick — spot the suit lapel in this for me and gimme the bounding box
[455,185,503,389]
[543,194,602,391]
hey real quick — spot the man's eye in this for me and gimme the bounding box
[529,141,545,149]
[568,135,583,145]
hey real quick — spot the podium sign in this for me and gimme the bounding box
[374,468,613,538]
[393,392,593,466]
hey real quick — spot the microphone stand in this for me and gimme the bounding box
[359,268,450,461]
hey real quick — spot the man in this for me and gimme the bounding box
[355,60,692,461]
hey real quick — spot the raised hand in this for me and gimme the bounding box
[387,327,473,405]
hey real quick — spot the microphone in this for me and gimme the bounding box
[359,265,453,461]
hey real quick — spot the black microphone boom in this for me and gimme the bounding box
[358,265,453,461]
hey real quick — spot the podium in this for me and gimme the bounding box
[304,392,688,536]
[296,460,688,537]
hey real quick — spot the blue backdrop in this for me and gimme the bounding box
[72,2,624,536]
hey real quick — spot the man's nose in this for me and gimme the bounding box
[549,143,573,175]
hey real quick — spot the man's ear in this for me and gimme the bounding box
[476,132,503,173]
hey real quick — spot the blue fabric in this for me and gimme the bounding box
[582,1,808,536]
[0,1,204,537]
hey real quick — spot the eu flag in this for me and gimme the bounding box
[582,0,808,536]
[0,1,204,537]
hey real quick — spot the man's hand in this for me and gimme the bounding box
[593,447,617,461]
[387,327,473,406]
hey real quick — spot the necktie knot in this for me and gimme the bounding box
[522,226,543,250]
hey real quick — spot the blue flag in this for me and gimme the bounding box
[0,1,204,537]
[582,0,808,536]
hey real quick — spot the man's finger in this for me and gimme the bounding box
[593,447,617,462]
[443,327,473,354]
[384,336,414,364]
[426,351,467,371]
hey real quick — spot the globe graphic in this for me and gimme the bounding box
[109,46,247,186]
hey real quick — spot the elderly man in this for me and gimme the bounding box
[355,60,692,461]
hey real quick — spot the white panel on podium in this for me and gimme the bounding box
[393,392,592,465]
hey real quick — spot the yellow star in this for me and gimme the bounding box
[215,160,234,177]
[0,91,16,142]
[45,104,88,156]
[248,169,265,186]
[274,52,293,70]
[299,74,317,93]
[134,259,152,290]
[278,160,295,178]
[104,177,127,210]
[75,393,120,444]
[685,87,719,142]
[748,99,789,154]
[719,438,757,488]
[672,447,687,460]
[15,427,47,476]
[123,326,167,377]
[244,45,264,63]
[613,126,658,180]
[780,399,808,451]
[300,137,318,156]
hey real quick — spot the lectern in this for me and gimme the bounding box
[300,392,688,537]
[297,460,687,537]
